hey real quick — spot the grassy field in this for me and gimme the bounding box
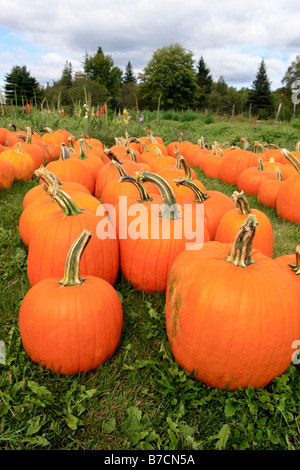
[1,113,300,451]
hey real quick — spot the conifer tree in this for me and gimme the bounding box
[196,56,213,109]
[123,61,136,84]
[247,59,273,118]
[4,65,41,105]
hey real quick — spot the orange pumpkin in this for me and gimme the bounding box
[119,172,210,293]
[176,179,235,240]
[0,143,35,181]
[165,215,300,391]
[0,159,16,190]
[45,144,95,194]
[19,229,123,375]
[276,149,300,224]
[26,186,119,286]
[257,166,283,208]
[215,190,274,257]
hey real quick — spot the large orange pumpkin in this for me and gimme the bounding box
[119,172,209,293]
[26,186,119,287]
[176,179,235,240]
[165,215,300,391]
[0,143,35,181]
[19,229,123,375]
[45,144,95,194]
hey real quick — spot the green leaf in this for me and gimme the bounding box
[102,418,116,434]
[26,416,42,436]
[214,424,230,450]
[224,398,240,417]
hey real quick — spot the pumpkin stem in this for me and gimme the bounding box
[104,149,123,164]
[34,165,62,186]
[281,148,300,173]
[60,143,71,160]
[136,171,181,219]
[77,139,87,159]
[275,166,283,181]
[173,178,210,203]
[226,215,259,268]
[111,159,129,178]
[125,148,137,162]
[120,174,153,202]
[58,229,92,286]
[46,183,83,216]
[231,190,251,214]
[289,245,300,275]
[257,157,264,171]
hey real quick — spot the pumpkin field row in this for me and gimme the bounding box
[0,124,299,392]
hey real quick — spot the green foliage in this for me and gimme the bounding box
[140,43,198,110]
[248,59,273,119]
[4,65,42,106]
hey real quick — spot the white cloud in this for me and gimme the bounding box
[0,0,299,89]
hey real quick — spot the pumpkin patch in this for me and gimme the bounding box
[1,119,300,451]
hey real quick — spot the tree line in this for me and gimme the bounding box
[3,44,300,120]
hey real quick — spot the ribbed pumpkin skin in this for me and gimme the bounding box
[119,206,210,293]
[22,181,91,210]
[19,276,123,374]
[27,209,119,287]
[218,149,259,185]
[46,158,95,194]
[19,191,101,247]
[165,242,300,391]
[0,159,15,189]
[237,166,276,196]
[276,175,300,224]
[257,179,282,208]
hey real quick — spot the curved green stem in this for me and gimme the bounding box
[136,171,181,219]
[111,159,129,178]
[46,184,83,216]
[34,166,62,186]
[281,149,300,173]
[120,174,153,202]
[58,229,92,286]
[60,143,71,160]
[231,190,251,214]
[226,215,259,267]
[173,178,210,203]
[275,166,283,181]
[104,149,123,164]
[125,148,137,162]
[257,157,264,171]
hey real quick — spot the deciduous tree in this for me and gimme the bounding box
[140,43,198,110]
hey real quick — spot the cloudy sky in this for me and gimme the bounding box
[0,0,299,93]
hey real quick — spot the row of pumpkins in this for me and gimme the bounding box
[1,125,300,391]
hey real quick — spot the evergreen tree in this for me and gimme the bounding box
[4,65,42,105]
[247,59,273,118]
[196,56,213,109]
[123,61,136,84]
[59,61,73,88]
[83,47,122,102]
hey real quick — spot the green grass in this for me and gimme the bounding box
[1,115,300,450]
